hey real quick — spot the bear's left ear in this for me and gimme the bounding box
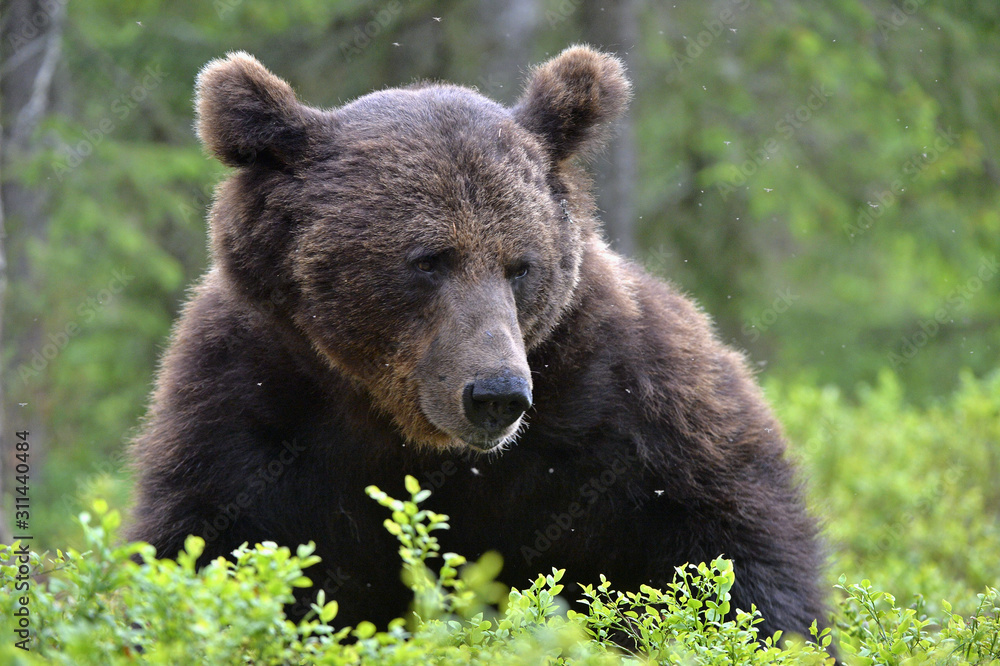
[512,45,632,163]
[195,52,317,168]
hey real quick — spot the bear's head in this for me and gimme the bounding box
[195,46,631,451]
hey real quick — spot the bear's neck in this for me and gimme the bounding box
[530,239,641,372]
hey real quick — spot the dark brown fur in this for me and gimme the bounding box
[128,46,829,641]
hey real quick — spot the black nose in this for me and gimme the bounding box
[463,375,532,433]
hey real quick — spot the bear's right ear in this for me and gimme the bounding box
[195,52,314,168]
[512,45,632,163]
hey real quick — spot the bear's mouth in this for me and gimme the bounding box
[455,415,528,452]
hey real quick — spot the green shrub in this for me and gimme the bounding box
[3,476,998,664]
[771,369,1000,617]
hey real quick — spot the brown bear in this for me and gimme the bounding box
[127,45,828,641]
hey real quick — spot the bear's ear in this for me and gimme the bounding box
[195,52,313,168]
[512,45,632,163]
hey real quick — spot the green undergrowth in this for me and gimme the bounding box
[1,473,998,664]
[772,369,1000,620]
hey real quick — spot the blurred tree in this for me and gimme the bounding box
[1,0,67,545]
[0,129,7,546]
[631,0,999,398]
[581,0,639,255]
[476,0,539,101]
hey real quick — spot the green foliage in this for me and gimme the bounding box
[572,560,832,664]
[835,578,935,663]
[835,578,1000,665]
[630,2,1000,402]
[3,479,999,664]
[0,499,341,665]
[365,478,507,624]
[772,369,1000,616]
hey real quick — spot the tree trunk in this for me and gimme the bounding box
[0,122,9,546]
[474,0,539,103]
[1,0,66,545]
[580,0,639,256]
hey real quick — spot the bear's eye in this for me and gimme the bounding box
[413,255,441,274]
[509,262,530,280]
[409,249,453,278]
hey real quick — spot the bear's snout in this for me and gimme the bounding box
[462,374,532,438]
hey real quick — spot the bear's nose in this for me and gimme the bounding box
[463,375,532,434]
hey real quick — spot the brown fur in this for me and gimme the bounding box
[128,46,829,643]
